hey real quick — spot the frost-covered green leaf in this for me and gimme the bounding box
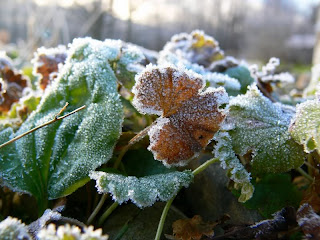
[214,132,254,202]
[0,216,31,240]
[289,98,320,153]
[90,170,194,208]
[110,42,145,89]
[223,65,254,95]
[218,85,305,175]
[37,224,108,240]
[0,38,123,208]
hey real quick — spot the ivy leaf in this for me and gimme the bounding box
[90,170,193,208]
[289,98,320,154]
[220,85,305,175]
[132,65,228,166]
[32,46,67,90]
[0,38,123,209]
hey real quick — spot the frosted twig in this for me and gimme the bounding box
[0,103,86,149]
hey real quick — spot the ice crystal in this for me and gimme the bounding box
[0,216,31,240]
[289,98,320,153]
[0,37,123,203]
[132,65,228,166]
[37,224,108,240]
[216,85,305,176]
[90,170,194,208]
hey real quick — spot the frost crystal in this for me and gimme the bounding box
[132,65,228,166]
[216,85,305,176]
[0,216,31,240]
[37,224,108,240]
[0,37,123,202]
[90,170,194,208]
[289,98,320,153]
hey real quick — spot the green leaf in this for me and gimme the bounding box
[289,98,320,153]
[122,149,174,177]
[242,173,301,218]
[223,65,254,95]
[90,170,194,208]
[0,38,123,208]
[214,131,254,202]
[111,43,145,89]
[220,85,305,175]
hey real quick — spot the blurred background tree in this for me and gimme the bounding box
[0,0,318,67]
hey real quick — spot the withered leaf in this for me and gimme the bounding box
[0,61,29,113]
[301,175,320,213]
[32,46,67,90]
[297,203,320,239]
[170,215,216,240]
[132,65,228,166]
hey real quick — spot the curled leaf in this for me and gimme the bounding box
[32,46,67,90]
[90,170,193,208]
[132,65,228,166]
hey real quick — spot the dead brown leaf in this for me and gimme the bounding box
[132,66,228,166]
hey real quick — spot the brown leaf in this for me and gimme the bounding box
[32,46,67,90]
[171,215,216,240]
[301,175,320,213]
[164,30,224,68]
[132,66,228,166]
[297,203,320,239]
[0,61,29,112]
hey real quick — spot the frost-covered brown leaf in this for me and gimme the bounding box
[32,46,67,90]
[132,65,228,166]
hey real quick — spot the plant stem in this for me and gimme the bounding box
[98,201,119,226]
[154,197,174,240]
[154,157,220,240]
[297,167,313,182]
[192,158,220,176]
[87,194,108,225]
[0,103,86,149]
[113,122,155,169]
